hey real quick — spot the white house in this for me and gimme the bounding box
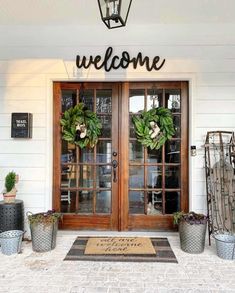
[0,0,235,231]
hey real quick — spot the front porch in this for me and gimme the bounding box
[1,231,234,293]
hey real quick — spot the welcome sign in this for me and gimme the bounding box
[76,47,165,72]
[84,237,156,255]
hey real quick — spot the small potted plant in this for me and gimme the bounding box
[3,171,18,203]
[173,211,208,254]
[27,210,62,252]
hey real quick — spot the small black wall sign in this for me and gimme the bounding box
[76,47,165,72]
[11,113,33,138]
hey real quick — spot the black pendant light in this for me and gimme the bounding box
[97,0,132,29]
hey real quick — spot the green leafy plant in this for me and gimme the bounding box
[173,211,207,225]
[28,210,62,226]
[173,211,185,225]
[5,171,17,192]
[60,103,102,149]
[132,107,175,150]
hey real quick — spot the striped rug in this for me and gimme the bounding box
[64,237,178,263]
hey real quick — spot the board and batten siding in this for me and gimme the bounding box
[0,24,235,226]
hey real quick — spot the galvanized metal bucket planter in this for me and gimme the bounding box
[27,211,61,253]
[179,221,207,254]
[0,230,24,255]
[30,221,58,253]
[214,234,235,260]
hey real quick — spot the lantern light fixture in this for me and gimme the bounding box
[97,0,132,29]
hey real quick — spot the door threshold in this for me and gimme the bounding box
[58,230,178,237]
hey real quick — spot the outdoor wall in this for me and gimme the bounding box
[0,24,235,221]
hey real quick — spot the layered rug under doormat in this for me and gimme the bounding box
[64,237,178,263]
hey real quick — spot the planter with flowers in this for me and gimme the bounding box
[173,211,208,254]
[27,210,62,252]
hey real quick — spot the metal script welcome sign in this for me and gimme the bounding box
[76,47,165,72]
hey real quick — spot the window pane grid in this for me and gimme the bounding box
[60,87,112,215]
[129,87,181,215]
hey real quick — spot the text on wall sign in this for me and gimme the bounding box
[76,47,165,72]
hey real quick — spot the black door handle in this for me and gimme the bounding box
[112,160,118,182]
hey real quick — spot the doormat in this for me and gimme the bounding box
[64,237,178,263]
[84,237,156,255]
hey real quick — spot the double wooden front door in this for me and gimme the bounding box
[53,81,188,230]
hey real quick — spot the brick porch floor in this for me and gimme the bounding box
[0,231,234,293]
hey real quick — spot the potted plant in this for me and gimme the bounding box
[3,171,18,203]
[173,211,208,254]
[27,210,62,252]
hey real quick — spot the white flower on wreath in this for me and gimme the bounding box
[76,123,87,138]
[149,121,160,139]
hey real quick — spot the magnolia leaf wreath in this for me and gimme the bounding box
[132,107,175,150]
[60,103,102,148]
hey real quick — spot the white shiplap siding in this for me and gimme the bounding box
[0,65,48,218]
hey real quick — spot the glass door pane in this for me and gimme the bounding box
[60,87,114,215]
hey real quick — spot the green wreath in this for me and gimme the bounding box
[60,103,102,148]
[132,107,175,150]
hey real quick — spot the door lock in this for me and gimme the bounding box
[112,159,118,182]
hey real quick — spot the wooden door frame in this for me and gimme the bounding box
[119,82,129,231]
[53,81,189,231]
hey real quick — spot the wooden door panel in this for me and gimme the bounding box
[124,81,188,231]
[53,82,119,230]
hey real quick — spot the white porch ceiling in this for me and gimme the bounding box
[0,0,235,59]
[0,0,234,25]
